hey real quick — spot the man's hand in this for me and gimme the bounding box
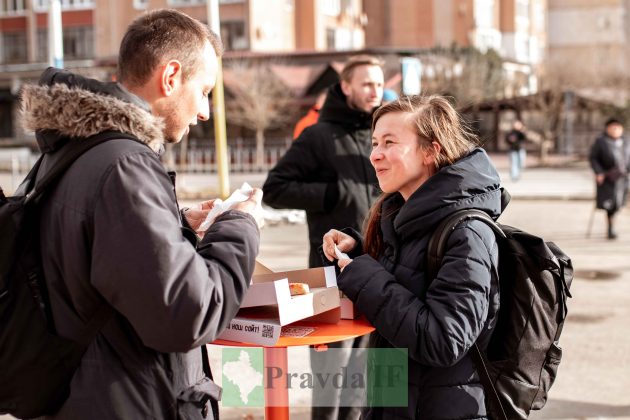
[596,173,605,185]
[183,199,219,237]
[232,188,265,229]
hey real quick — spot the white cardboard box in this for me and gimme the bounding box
[217,262,342,346]
[340,296,359,319]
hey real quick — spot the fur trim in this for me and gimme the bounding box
[20,84,164,152]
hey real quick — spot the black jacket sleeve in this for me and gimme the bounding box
[336,221,496,367]
[262,127,337,212]
[589,137,605,174]
[91,151,260,353]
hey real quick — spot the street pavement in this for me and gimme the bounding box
[172,152,596,203]
[218,202,630,419]
[2,154,630,419]
[214,154,630,420]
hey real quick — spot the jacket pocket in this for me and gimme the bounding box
[177,377,222,420]
[532,342,562,410]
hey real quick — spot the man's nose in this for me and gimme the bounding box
[198,98,210,122]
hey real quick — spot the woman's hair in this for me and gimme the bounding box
[363,94,479,258]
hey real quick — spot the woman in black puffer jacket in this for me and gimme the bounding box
[323,95,502,419]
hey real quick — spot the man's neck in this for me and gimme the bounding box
[121,81,156,111]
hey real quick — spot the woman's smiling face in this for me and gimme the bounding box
[370,111,438,200]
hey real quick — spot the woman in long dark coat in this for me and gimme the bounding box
[589,118,630,239]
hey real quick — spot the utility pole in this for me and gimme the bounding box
[207,0,230,199]
[48,0,63,68]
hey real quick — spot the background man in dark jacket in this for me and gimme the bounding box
[589,118,630,239]
[263,55,384,420]
[19,10,262,420]
[263,55,383,267]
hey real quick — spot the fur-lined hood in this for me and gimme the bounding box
[20,69,164,153]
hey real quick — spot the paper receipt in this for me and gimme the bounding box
[334,245,350,260]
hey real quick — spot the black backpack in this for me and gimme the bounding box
[426,203,573,420]
[0,131,138,418]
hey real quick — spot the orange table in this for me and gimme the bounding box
[213,317,375,420]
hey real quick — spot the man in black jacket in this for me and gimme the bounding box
[263,55,384,420]
[20,10,262,420]
[263,55,383,267]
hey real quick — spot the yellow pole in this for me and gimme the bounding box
[208,0,230,199]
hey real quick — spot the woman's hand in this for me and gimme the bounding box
[322,229,357,262]
[337,258,353,271]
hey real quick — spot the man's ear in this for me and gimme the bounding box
[340,79,351,97]
[159,60,182,97]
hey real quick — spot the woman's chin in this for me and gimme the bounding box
[378,184,394,194]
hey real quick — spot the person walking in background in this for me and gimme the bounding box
[293,90,327,139]
[263,55,384,420]
[506,119,527,181]
[18,10,262,419]
[589,118,630,239]
[322,95,501,419]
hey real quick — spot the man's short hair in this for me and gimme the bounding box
[605,117,623,127]
[340,55,384,83]
[118,9,224,87]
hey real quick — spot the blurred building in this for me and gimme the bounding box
[363,0,547,97]
[0,0,366,142]
[547,0,630,102]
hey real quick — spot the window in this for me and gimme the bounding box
[37,26,94,61]
[1,32,27,64]
[533,2,545,31]
[474,0,495,29]
[326,28,335,50]
[340,0,354,16]
[36,30,46,61]
[322,0,340,16]
[33,0,95,11]
[516,0,529,19]
[63,26,93,59]
[0,0,25,16]
[220,20,248,50]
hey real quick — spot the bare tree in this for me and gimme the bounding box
[526,80,566,165]
[421,46,506,107]
[225,61,296,170]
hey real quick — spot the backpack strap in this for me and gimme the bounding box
[426,209,505,280]
[24,130,141,205]
[426,208,508,420]
[23,130,140,345]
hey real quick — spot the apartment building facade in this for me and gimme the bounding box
[363,0,547,96]
[0,0,365,140]
[548,0,630,93]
